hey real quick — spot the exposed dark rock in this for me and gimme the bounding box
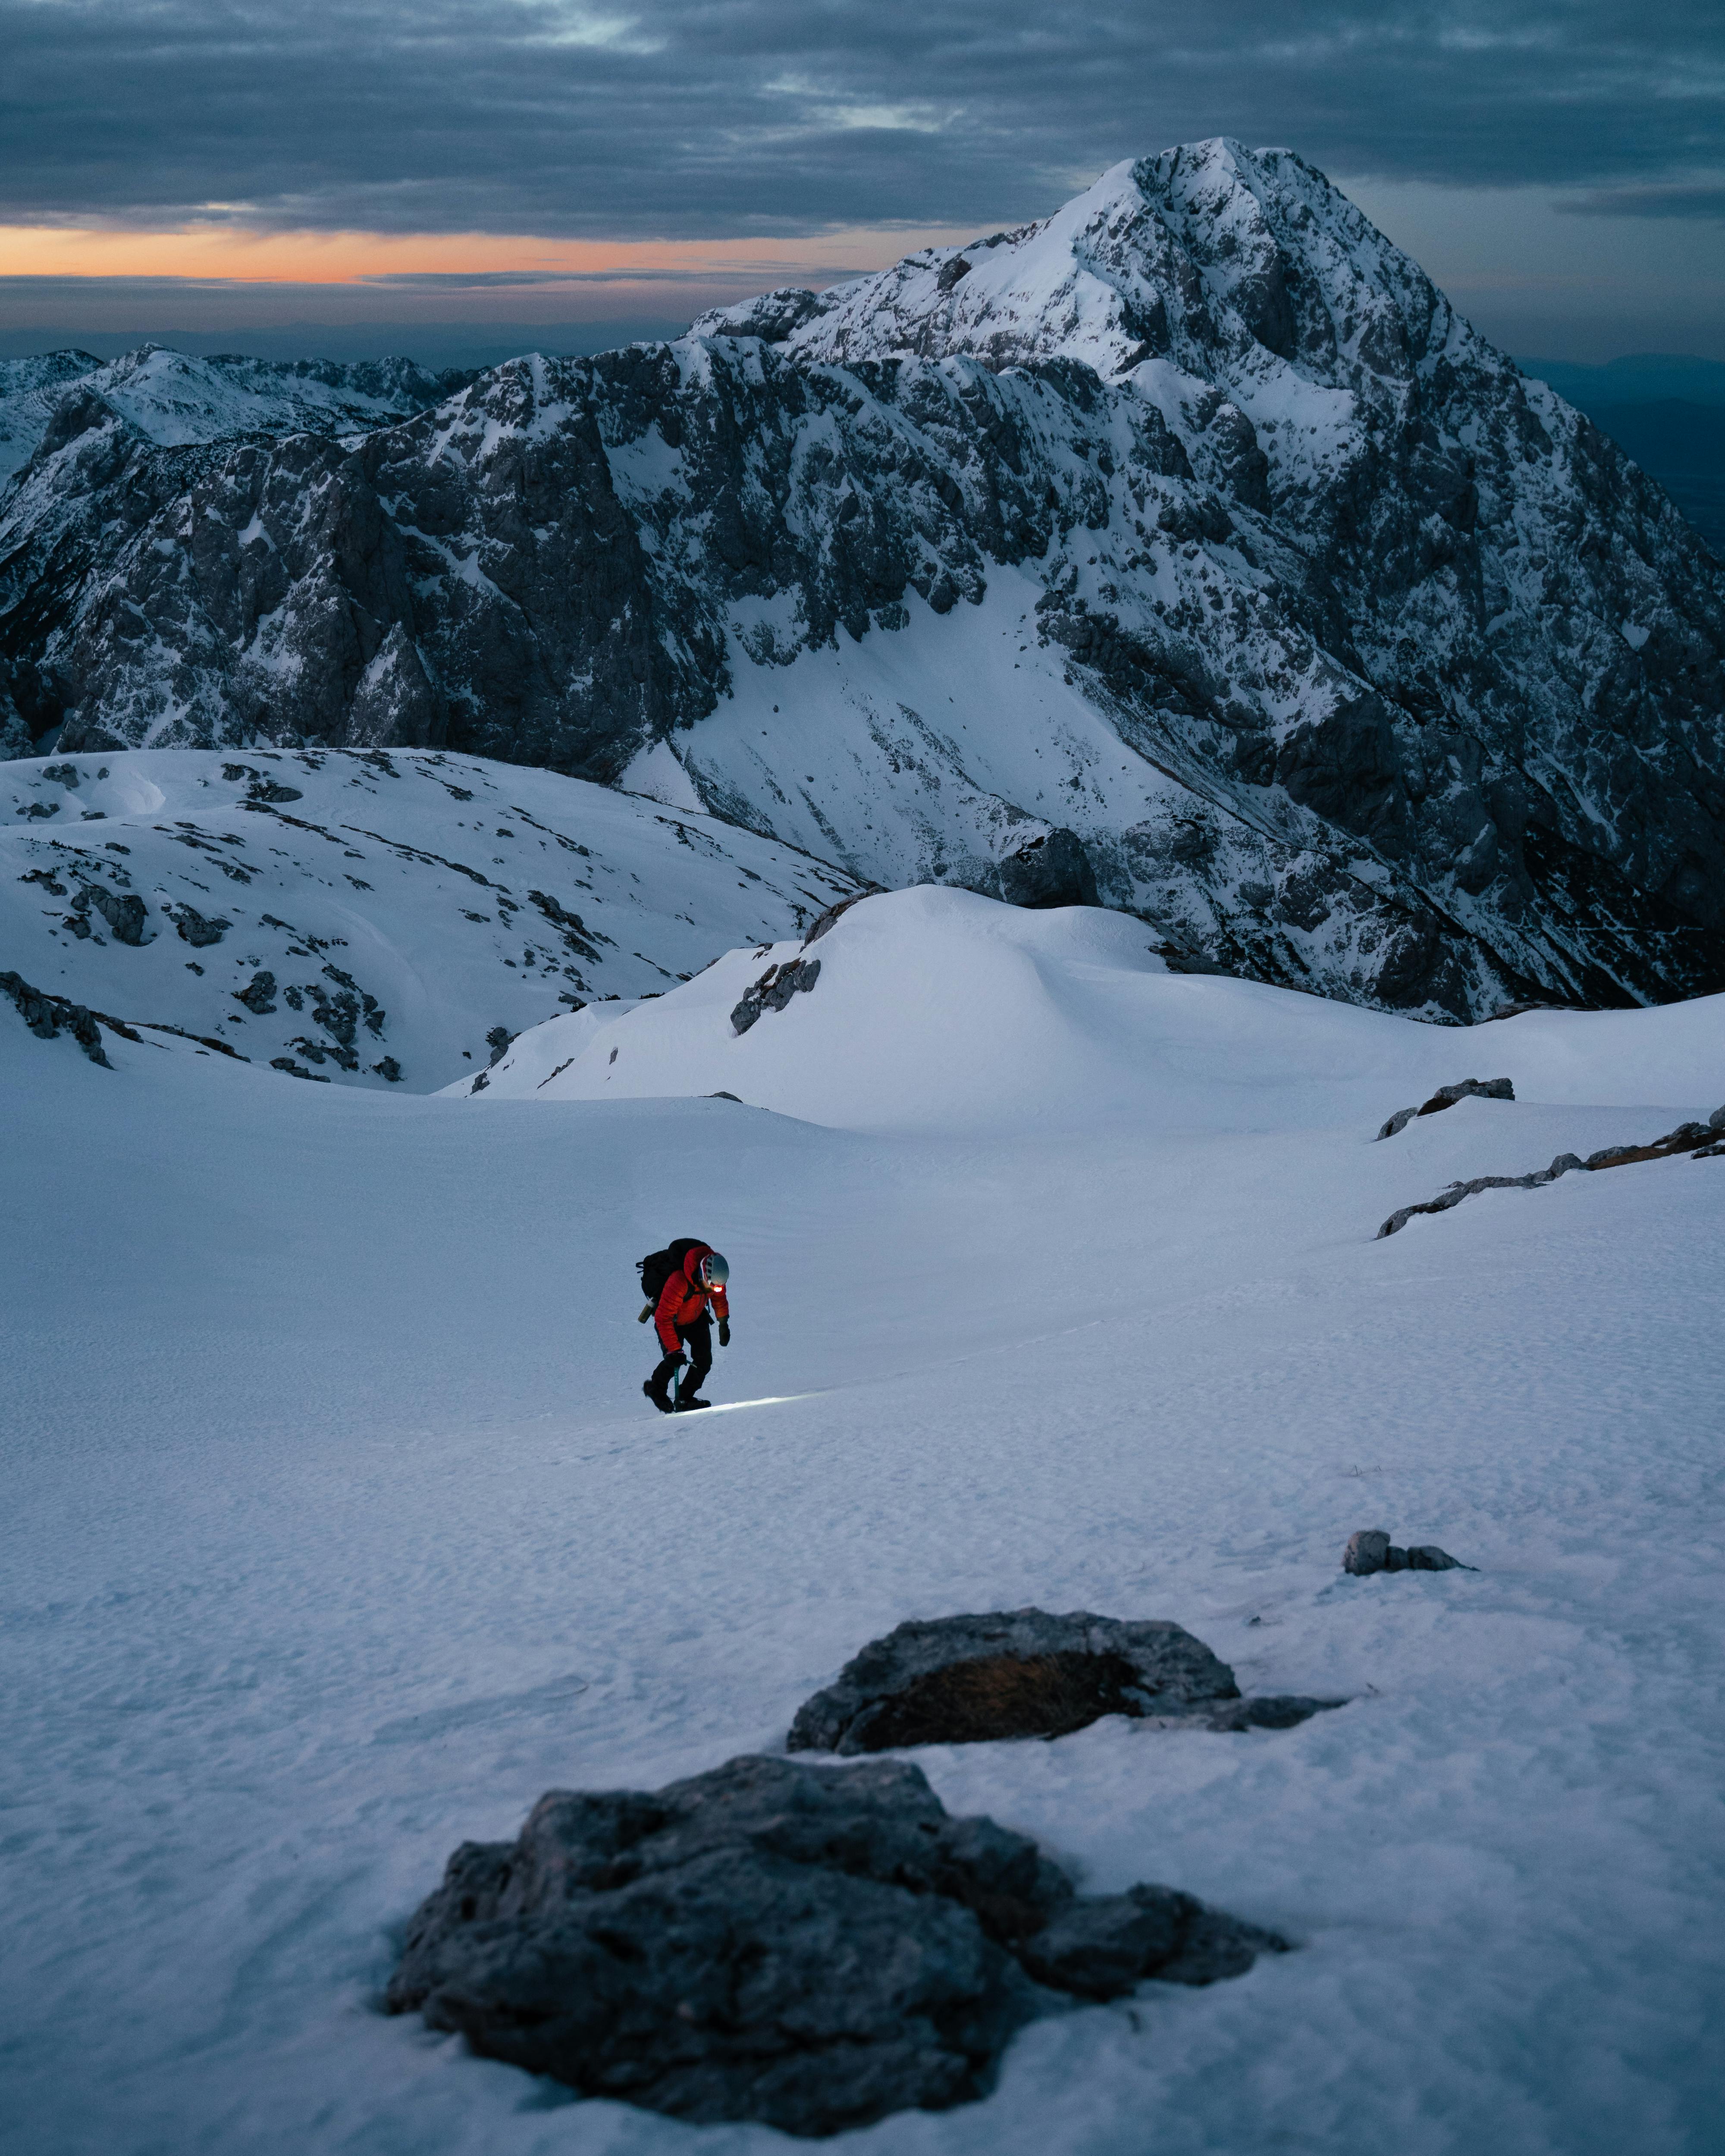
[170,902,230,947]
[1377,1077,1514,1140]
[527,888,604,961]
[0,347,476,490]
[1378,1152,1586,1235]
[731,955,820,1034]
[233,969,277,1014]
[1018,1883,1283,1996]
[1202,1694,1352,1729]
[803,885,883,946]
[1379,1109,1725,1234]
[372,1055,403,1081]
[75,882,149,945]
[270,1054,330,1081]
[1584,1122,1715,1169]
[0,968,110,1064]
[786,1609,1343,1754]
[763,955,819,1009]
[1342,1529,1389,1575]
[992,827,1099,911]
[133,1018,247,1059]
[485,1024,513,1065]
[386,1752,1286,2136]
[286,974,364,1069]
[1344,1530,1472,1576]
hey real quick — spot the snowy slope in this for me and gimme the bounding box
[3,890,1723,2156]
[0,344,472,481]
[1,746,858,1087]
[466,884,1725,1136]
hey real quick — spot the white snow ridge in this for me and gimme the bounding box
[3,136,1725,2156]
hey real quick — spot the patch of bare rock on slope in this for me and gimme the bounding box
[1376,1103,1725,1236]
[5,142,1725,1020]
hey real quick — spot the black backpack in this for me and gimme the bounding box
[638,1238,703,1308]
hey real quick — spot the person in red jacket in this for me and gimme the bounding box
[645,1244,730,1413]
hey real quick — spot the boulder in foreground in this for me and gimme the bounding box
[386,1754,1286,2136]
[786,1608,1344,1753]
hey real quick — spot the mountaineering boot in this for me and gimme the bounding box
[645,1353,681,1415]
[676,1394,712,1411]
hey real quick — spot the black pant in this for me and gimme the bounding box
[676,1315,712,1395]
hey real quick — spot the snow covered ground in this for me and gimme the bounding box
[2,748,857,1087]
[3,888,1723,2155]
[618,572,1198,905]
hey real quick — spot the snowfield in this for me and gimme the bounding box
[1,747,858,1087]
[3,887,1723,2156]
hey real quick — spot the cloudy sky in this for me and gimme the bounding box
[2,0,1722,360]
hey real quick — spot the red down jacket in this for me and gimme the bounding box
[654,1243,730,1353]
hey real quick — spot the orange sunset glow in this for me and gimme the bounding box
[0,221,973,288]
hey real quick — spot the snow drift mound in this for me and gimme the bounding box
[455,886,1725,1134]
[2,746,857,1088]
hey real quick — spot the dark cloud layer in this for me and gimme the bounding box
[2,0,1722,238]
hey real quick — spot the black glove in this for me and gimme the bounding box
[718,1319,731,1348]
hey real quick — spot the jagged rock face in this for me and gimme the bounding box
[4,141,1724,1018]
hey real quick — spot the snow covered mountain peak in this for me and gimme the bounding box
[696,137,1490,511]
[702,138,1419,376]
[6,145,1724,1023]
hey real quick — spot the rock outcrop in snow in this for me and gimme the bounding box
[1376,1075,1514,1139]
[786,1608,1344,1751]
[4,143,1724,1017]
[1375,1104,1725,1236]
[386,1752,1286,2134]
[1343,1531,1470,1575]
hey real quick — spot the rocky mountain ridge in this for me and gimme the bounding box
[3,140,1722,1019]
[0,344,474,484]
